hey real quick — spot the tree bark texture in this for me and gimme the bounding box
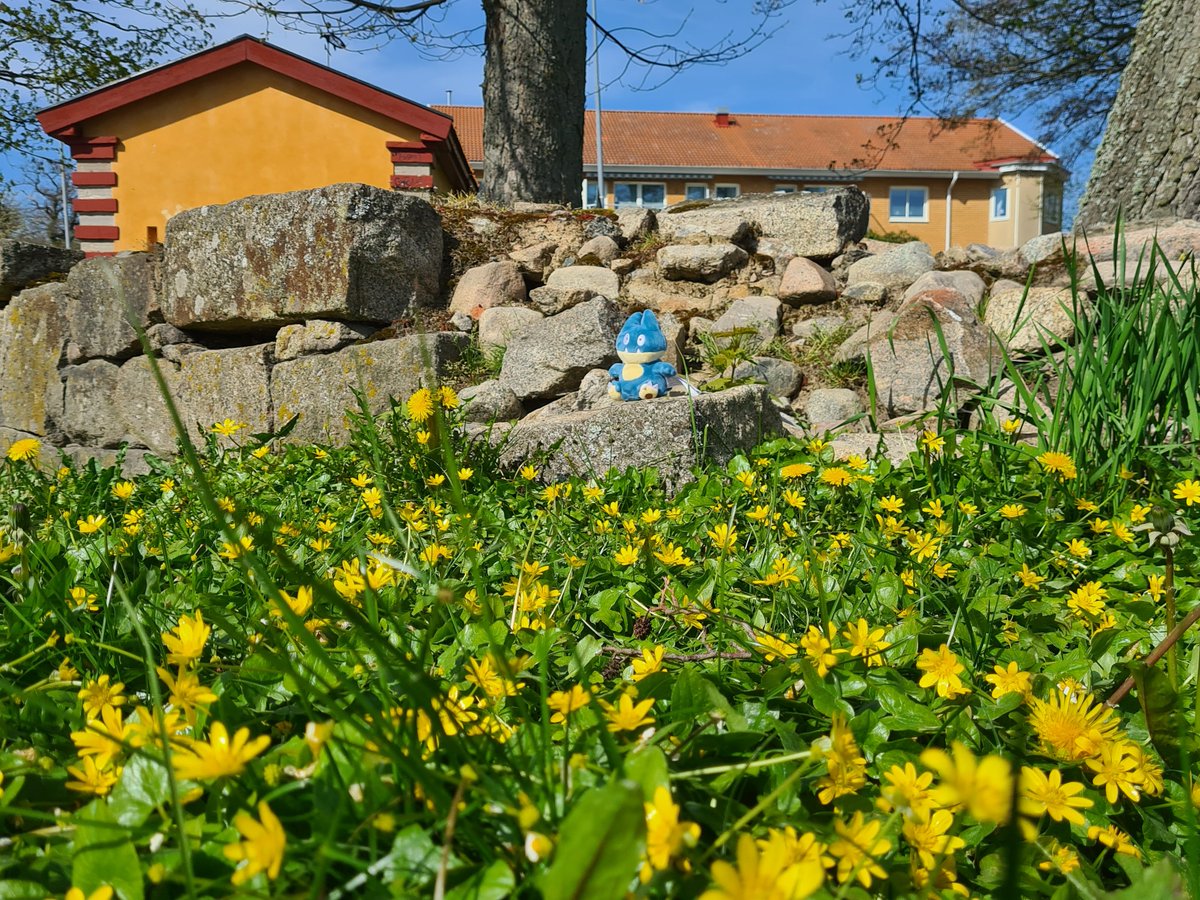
[481,0,586,205]
[1077,0,1200,228]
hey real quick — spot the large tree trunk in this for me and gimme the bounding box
[1076,0,1200,228]
[480,0,586,205]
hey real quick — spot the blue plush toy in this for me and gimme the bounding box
[608,310,677,401]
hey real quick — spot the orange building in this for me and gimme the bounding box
[439,106,1067,251]
[38,36,475,256]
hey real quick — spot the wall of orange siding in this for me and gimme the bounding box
[84,63,440,251]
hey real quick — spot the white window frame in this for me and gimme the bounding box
[990,186,1010,221]
[773,184,797,194]
[581,178,602,209]
[714,183,741,200]
[684,183,710,201]
[614,181,668,210]
[889,186,929,223]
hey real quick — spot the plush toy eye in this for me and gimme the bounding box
[621,334,630,346]
[636,335,646,347]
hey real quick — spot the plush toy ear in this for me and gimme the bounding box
[641,310,661,332]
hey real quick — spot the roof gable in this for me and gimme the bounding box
[38,35,453,140]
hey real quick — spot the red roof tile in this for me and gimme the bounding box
[433,105,1055,174]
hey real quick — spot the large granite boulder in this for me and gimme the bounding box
[177,344,274,442]
[163,183,442,330]
[657,243,748,283]
[846,241,936,300]
[274,319,373,361]
[65,252,160,360]
[58,360,124,447]
[657,189,870,258]
[778,257,837,305]
[545,264,620,299]
[0,240,82,304]
[272,332,466,444]
[711,297,782,345]
[115,356,180,455]
[0,284,68,436]
[902,269,986,308]
[479,306,544,352]
[497,297,623,401]
[459,380,525,423]
[867,287,1003,416]
[984,283,1076,353]
[499,384,782,492]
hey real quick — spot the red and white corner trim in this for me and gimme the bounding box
[66,134,119,256]
[387,136,439,192]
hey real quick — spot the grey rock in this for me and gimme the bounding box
[451,312,474,332]
[115,356,180,455]
[0,283,68,436]
[984,285,1075,352]
[846,241,936,299]
[59,360,124,447]
[841,282,888,304]
[576,235,620,265]
[146,323,192,350]
[610,258,637,277]
[499,384,782,493]
[689,317,715,341]
[449,260,526,319]
[868,288,1003,416]
[479,306,544,352]
[778,257,837,305]
[583,215,622,242]
[711,297,782,345]
[656,310,688,370]
[903,269,986,308]
[657,243,748,283]
[792,315,847,340]
[459,379,525,423]
[508,241,558,282]
[658,189,870,258]
[732,356,802,398]
[829,432,919,466]
[545,264,620,299]
[616,207,657,244]
[161,343,204,364]
[623,280,725,317]
[1019,232,1068,267]
[753,238,800,271]
[275,319,373,362]
[833,309,894,363]
[163,183,442,330]
[177,344,274,443]
[272,332,466,444]
[65,252,160,360]
[498,297,624,401]
[804,388,863,425]
[0,240,82,304]
[528,285,597,316]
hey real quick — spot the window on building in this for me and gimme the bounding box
[991,187,1009,221]
[582,179,600,208]
[714,184,740,200]
[1043,185,1063,230]
[614,182,667,209]
[802,184,842,193]
[685,183,709,201]
[889,187,928,222]
[146,226,159,247]
[773,185,797,194]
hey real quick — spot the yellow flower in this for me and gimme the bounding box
[829,812,891,887]
[878,762,935,819]
[820,467,852,487]
[157,665,218,716]
[78,674,126,718]
[902,809,964,870]
[1067,581,1107,617]
[707,522,738,554]
[780,462,815,479]
[223,801,286,884]
[111,480,135,500]
[700,832,823,900]
[920,742,1013,824]
[1087,824,1141,858]
[173,721,270,781]
[439,385,460,409]
[77,514,107,534]
[272,586,314,619]
[920,430,945,454]
[6,437,41,462]
[984,661,1032,700]
[546,685,590,724]
[211,418,247,436]
[1086,743,1142,803]
[219,535,254,561]
[65,888,114,900]
[68,585,99,612]
[163,611,211,667]
[65,755,121,795]
[519,464,538,481]
[653,542,693,567]
[923,498,945,518]
[598,692,655,733]
[407,388,434,422]
[1064,538,1090,559]
[1173,479,1200,506]
[1016,564,1045,590]
[755,631,798,662]
[1037,451,1077,481]
[1027,689,1122,762]
[631,645,665,681]
[800,624,841,677]
[641,786,700,882]
[917,645,970,698]
[782,489,806,510]
[753,556,799,587]
[70,706,128,767]
[842,619,890,667]
[1019,767,1093,825]
[1000,503,1026,520]
[614,544,640,566]
[1146,572,1166,603]
[906,530,940,562]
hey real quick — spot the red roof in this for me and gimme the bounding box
[38,36,475,191]
[434,105,1056,174]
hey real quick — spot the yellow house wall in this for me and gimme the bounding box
[84,63,436,251]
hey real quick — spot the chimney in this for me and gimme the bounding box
[714,107,732,128]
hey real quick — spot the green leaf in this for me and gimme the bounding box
[0,882,48,900]
[107,753,171,827]
[72,801,144,900]
[624,746,670,802]
[875,684,943,732]
[1133,662,1193,772]
[539,780,645,900]
[444,860,515,900]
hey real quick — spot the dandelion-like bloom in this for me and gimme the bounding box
[780,462,814,479]
[1038,451,1077,481]
[631,646,665,681]
[699,832,823,900]
[65,756,121,795]
[173,721,270,781]
[640,786,701,882]
[820,467,852,488]
[78,674,126,718]
[77,515,107,534]
[211,418,247,436]
[984,661,1032,700]
[546,685,590,724]
[599,693,655,733]
[921,742,1012,824]
[1086,743,1142,804]
[828,812,891,888]
[1173,479,1200,506]
[163,611,211,667]
[406,388,434,422]
[842,619,890,668]
[1019,767,1093,824]
[902,809,965,870]
[1027,689,1122,762]
[916,645,970,699]
[1067,581,1107,617]
[6,437,41,461]
[223,801,286,885]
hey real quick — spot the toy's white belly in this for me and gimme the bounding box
[622,363,644,379]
